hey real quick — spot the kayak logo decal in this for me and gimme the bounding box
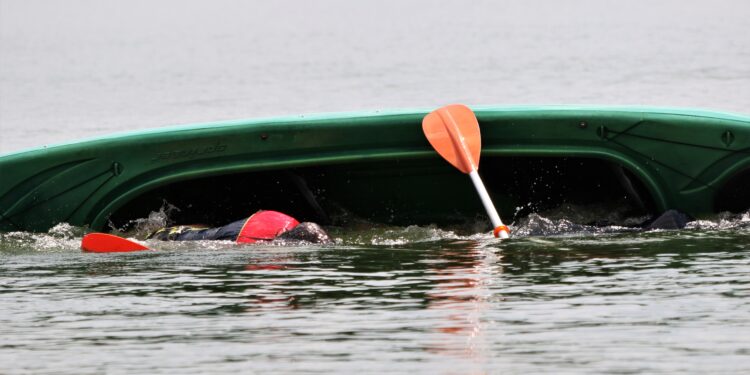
[150,142,227,162]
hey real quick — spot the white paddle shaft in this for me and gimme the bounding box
[469,170,509,239]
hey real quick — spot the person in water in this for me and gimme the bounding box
[148,210,332,244]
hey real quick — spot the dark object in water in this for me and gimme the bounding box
[640,209,693,230]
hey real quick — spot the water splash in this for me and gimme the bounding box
[687,210,750,231]
[108,200,181,237]
[331,224,463,246]
[2,209,749,253]
[0,223,83,253]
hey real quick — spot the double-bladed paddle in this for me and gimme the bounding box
[422,104,510,238]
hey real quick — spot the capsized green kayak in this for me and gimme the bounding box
[1,105,748,233]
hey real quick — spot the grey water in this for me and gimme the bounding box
[1,0,750,373]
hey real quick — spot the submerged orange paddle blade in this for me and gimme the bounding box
[81,233,150,253]
[422,104,481,174]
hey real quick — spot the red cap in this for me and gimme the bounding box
[236,210,300,244]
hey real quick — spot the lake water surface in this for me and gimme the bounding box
[1,0,749,373]
[2,221,750,373]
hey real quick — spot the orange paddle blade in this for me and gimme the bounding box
[81,233,150,253]
[422,104,481,174]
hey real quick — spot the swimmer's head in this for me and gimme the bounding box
[275,222,332,244]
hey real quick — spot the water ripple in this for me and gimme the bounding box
[2,217,750,373]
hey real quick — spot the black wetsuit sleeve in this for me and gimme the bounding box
[151,219,247,241]
[169,227,225,241]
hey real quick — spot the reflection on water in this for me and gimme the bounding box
[424,241,495,364]
[1,215,749,373]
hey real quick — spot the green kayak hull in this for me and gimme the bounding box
[1,106,748,233]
